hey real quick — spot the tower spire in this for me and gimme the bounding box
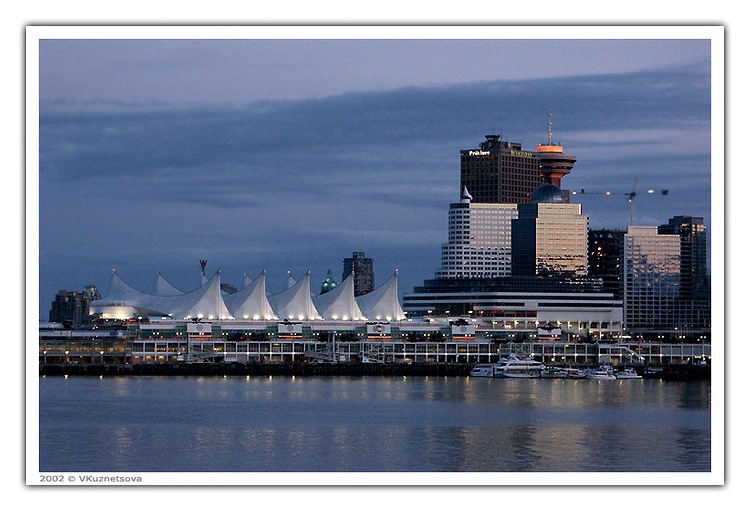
[547,109,553,145]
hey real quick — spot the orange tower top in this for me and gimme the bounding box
[536,112,576,187]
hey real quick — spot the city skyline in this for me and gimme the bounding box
[32,27,718,319]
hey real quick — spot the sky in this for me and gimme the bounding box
[32,27,719,319]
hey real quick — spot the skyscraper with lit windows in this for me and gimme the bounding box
[623,226,681,335]
[435,187,518,279]
[511,184,588,277]
[588,229,626,300]
[342,252,374,297]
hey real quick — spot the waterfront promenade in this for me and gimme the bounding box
[39,320,711,374]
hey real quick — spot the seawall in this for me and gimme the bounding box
[39,362,473,377]
[38,362,711,380]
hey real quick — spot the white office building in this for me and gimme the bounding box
[435,187,518,279]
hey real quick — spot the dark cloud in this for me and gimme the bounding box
[38,62,712,316]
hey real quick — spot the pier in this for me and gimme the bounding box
[39,320,711,377]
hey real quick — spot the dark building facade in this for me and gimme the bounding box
[460,135,543,204]
[342,252,374,297]
[49,285,100,325]
[588,229,626,300]
[658,216,710,300]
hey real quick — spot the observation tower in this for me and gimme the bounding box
[536,112,577,187]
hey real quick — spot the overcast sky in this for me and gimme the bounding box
[32,27,718,318]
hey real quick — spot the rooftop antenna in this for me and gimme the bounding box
[547,109,554,145]
[199,259,207,276]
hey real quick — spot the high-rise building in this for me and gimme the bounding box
[49,285,100,326]
[435,187,518,279]
[588,229,626,300]
[511,184,589,277]
[460,120,576,205]
[342,252,374,297]
[658,216,710,300]
[622,226,682,335]
[460,135,543,204]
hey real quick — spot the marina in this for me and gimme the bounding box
[468,361,686,380]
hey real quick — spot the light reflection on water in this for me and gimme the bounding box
[39,375,711,472]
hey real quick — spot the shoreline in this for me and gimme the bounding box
[38,362,711,380]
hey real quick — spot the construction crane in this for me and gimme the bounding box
[570,180,668,226]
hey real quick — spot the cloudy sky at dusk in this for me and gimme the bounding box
[31,27,719,318]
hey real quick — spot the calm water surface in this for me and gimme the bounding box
[38,375,711,472]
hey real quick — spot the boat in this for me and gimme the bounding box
[541,367,588,379]
[564,368,588,379]
[469,364,496,377]
[495,355,545,378]
[541,367,570,378]
[616,368,642,380]
[585,365,616,380]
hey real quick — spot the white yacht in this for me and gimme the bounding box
[615,368,642,379]
[496,355,545,378]
[469,364,496,377]
[585,365,616,380]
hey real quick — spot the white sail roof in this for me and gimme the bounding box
[356,271,406,321]
[286,271,297,289]
[313,274,366,320]
[225,270,277,320]
[178,271,233,320]
[89,270,150,318]
[200,272,209,286]
[268,272,321,320]
[90,270,233,320]
[154,272,184,295]
[243,273,253,287]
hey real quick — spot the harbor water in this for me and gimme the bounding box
[38,374,711,473]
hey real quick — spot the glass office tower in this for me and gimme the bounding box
[623,226,681,333]
[511,184,588,277]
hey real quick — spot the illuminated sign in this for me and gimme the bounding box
[468,150,491,156]
[510,150,534,158]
